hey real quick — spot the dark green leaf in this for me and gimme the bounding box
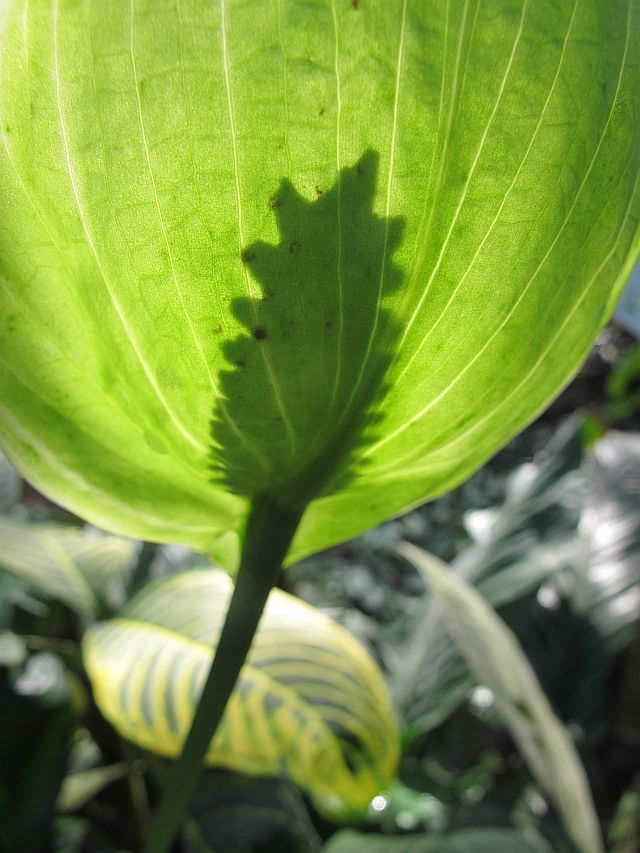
[323,827,552,853]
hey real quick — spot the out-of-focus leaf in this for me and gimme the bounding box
[396,423,640,737]
[510,429,640,737]
[56,764,127,814]
[0,665,73,853]
[83,569,399,818]
[399,543,603,853]
[12,651,69,703]
[606,343,640,419]
[608,785,640,853]
[369,781,447,836]
[0,451,20,513]
[394,421,585,732]
[578,431,640,649]
[51,815,135,853]
[322,827,552,852]
[0,629,26,666]
[0,571,48,626]
[147,543,210,580]
[183,770,321,853]
[0,517,139,616]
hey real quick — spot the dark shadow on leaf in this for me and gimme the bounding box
[210,150,404,508]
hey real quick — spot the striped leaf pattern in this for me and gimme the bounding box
[82,569,399,817]
[0,516,139,616]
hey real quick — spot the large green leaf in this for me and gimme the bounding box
[0,1,638,564]
[82,569,399,818]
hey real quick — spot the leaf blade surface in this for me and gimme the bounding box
[0,1,637,559]
[82,568,399,817]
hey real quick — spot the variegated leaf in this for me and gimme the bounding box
[82,569,399,817]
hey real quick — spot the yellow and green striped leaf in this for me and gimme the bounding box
[82,569,399,818]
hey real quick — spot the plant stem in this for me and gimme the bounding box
[142,494,303,853]
[120,740,150,845]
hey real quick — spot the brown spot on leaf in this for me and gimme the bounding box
[319,107,325,117]
[288,241,301,254]
[254,326,268,341]
[241,249,256,263]
[268,196,280,210]
[315,185,323,196]
[212,325,223,335]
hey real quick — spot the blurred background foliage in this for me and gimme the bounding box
[1,323,639,853]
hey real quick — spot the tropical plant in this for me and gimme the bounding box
[0,456,398,851]
[1,0,639,849]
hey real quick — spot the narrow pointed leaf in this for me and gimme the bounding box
[0,2,638,561]
[82,569,399,817]
[399,542,603,853]
[395,420,586,733]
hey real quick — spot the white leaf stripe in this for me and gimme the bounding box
[130,0,255,462]
[51,0,205,454]
[129,0,217,396]
[0,405,225,539]
[219,0,297,462]
[0,4,203,468]
[401,0,471,317]
[399,0,529,356]
[340,0,408,421]
[404,0,452,314]
[368,144,640,483]
[363,0,632,467]
[328,0,344,416]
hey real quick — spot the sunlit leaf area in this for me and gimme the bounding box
[0,1,639,851]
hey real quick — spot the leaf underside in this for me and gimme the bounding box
[82,569,399,817]
[0,1,638,563]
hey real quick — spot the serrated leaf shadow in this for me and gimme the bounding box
[210,150,404,508]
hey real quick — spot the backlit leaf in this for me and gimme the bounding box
[0,2,638,563]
